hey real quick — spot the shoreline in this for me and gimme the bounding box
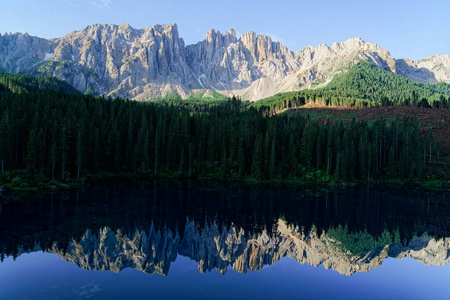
[1,172,448,194]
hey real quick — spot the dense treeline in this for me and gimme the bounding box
[152,98,250,113]
[156,90,230,101]
[0,74,442,185]
[252,61,450,113]
[0,72,79,95]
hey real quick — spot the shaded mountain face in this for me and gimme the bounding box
[1,23,448,100]
[395,55,450,84]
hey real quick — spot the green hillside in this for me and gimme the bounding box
[323,61,450,103]
[0,72,79,95]
[252,61,450,111]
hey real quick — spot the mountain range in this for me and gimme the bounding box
[1,23,449,101]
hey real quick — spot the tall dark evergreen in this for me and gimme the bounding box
[0,111,11,176]
[0,72,446,186]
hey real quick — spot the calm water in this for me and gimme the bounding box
[0,179,449,299]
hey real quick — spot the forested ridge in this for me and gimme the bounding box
[0,72,447,189]
[252,61,450,113]
[0,72,79,95]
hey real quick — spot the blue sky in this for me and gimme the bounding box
[1,0,448,60]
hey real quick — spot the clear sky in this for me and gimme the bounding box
[1,0,448,60]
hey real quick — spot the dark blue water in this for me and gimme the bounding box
[0,179,449,299]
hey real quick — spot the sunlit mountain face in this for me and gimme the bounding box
[1,179,449,276]
[1,24,449,101]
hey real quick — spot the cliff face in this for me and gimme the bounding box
[46,219,450,276]
[396,55,450,84]
[1,24,448,101]
[1,24,193,99]
[292,38,396,87]
[185,29,301,100]
[0,32,52,73]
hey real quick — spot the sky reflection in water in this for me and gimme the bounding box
[1,252,449,300]
[0,180,449,299]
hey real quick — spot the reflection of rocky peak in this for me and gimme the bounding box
[46,219,450,276]
[51,224,181,275]
[389,237,450,266]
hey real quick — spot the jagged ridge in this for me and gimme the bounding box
[0,23,448,101]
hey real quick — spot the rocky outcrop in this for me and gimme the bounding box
[1,24,195,99]
[185,33,398,100]
[396,55,450,83]
[1,24,449,101]
[55,23,192,99]
[0,32,52,73]
[185,29,301,100]
[292,37,396,88]
[45,219,450,276]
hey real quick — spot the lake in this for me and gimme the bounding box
[0,179,449,299]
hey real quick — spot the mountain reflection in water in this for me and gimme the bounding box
[0,179,449,276]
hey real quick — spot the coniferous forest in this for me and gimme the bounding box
[0,72,447,188]
[252,61,450,113]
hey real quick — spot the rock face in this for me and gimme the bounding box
[2,24,193,99]
[46,219,450,276]
[396,55,450,84]
[292,38,396,87]
[1,23,449,101]
[185,29,302,100]
[0,32,53,73]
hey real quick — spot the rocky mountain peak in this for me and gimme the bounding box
[240,31,257,47]
[342,37,365,46]
[205,28,237,47]
[0,24,448,100]
[118,22,132,30]
[152,23,179,36]
[227,29,236,38]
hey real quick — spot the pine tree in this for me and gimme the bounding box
[0,111,10,176]
[237,138,246,178]
[92,128,100,174]
[76,128,85,178]
[300,126,312,169]
[268,139,277,179]
[251,134,264,180]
